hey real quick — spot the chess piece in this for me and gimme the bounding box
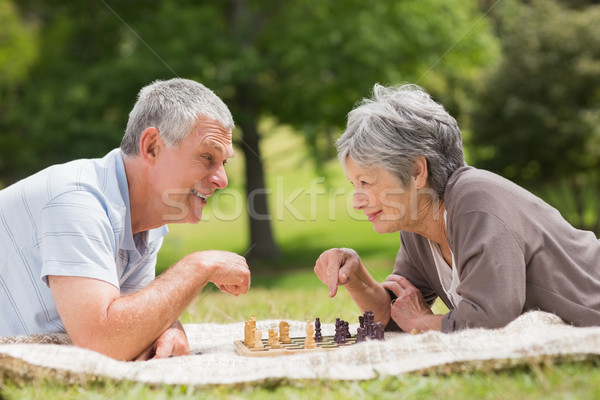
[267,328,275,346]
[343,321,351,338]
[364,311,375,339]
[334,319,346,344]
[314,318,323,342]
[244,316,257,347]
[356,326,366,342]
[254,330,264,350]
[244,321,253,347]
[358,315,365,330]
[279,321,291,344]
[268,328,282,348]
[304,320,316,349]
[374,322,385,340]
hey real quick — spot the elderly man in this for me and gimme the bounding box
[0,78,250,360]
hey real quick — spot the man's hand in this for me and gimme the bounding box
[194,250,250,296]
[314,248,362,297]
[135,320,189,361]
[381,274,437,332]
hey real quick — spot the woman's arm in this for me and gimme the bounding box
[314,248,392,325]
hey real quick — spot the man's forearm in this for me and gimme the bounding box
[52,250,249,360]
[51,255,213,361]
[102,257,212,359]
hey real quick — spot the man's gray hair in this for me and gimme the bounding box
[337,83,465,197]
[121,78,234,155]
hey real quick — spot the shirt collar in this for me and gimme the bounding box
[113,149,168,251]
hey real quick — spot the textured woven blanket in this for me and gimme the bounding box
[1,311,599,386]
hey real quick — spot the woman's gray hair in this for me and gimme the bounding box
[120,78,234,155]
[337,83,465,197]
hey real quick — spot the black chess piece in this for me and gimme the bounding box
[356,327,366,342]
[335,319,346,343]
[315,318,323,342]
[363,311,375,339]
[374,322,385,340]
[343,321,351,338]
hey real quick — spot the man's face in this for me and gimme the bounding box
[153,116,234,224]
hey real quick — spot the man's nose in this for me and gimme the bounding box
[211,165,228,189]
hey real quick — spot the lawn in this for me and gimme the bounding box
[2,127,600,399]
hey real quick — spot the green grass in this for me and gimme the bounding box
[3,126,600,398]
[0,361,597,399]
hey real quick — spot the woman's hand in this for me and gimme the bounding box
[314,248,362,297]
[381,275,435,332]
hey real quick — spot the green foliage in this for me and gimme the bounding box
[469,0,600,230]
[0,0,38,89]
[0,0,498,183]
[0,0,500,256]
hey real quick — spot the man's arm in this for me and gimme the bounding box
[49,250,249,361]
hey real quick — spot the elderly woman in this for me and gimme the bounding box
[314,83,600,333]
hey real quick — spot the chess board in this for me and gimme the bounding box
[234,335,358,357]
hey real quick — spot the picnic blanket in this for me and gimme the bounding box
[1,311,599,386]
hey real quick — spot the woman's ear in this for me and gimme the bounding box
[413,156,428,189]
[138,127,161,165]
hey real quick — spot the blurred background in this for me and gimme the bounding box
[2,0,600,288]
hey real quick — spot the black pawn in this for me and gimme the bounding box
[356,327,366,342]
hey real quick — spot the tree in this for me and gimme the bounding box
[470,0,600,231]
[133,0,498,259]
[2,0,498,258]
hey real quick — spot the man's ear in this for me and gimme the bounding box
[413,156,429,189]
[138,127,161,165]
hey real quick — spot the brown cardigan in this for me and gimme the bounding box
[393,166,600,332]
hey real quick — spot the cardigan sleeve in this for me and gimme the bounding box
[442,210,527,332]
[392,232,439,307]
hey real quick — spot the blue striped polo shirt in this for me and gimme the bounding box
[0,149,168,335]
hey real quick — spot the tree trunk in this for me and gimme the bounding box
[239,116,281,260]
[227,0,279,259]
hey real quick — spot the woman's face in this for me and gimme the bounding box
[344,157,416,233]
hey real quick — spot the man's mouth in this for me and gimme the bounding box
[191,189,208,201]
